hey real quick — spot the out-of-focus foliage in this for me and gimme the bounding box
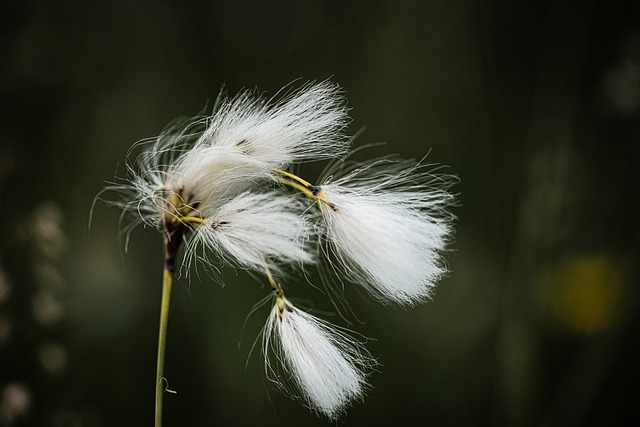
[1,0,639,426]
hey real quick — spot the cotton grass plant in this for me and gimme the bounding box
[99,81,456,425]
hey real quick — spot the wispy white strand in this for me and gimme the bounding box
[196,81,352,168]
[317,160,456,305]
[183,193,314,272]
[263,300,374,419]
[168,145,272,209]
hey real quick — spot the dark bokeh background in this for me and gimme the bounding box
[1,0,639,426]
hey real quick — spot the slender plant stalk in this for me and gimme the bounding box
[155,224,184,426]
[155,265,173,427]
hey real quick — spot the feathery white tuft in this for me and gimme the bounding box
[263,298,373,419]
[183,193,313,272]
[317,159,456,305]
[168,145,272,208]
[109,81,352,232]
[196,81,351,168]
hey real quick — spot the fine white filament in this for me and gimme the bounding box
[318,161,455,305]
[263,301,373,419]
[183,193,313,272]
[196,82,352,168]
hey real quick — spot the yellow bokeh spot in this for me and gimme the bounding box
[543,255,626,334]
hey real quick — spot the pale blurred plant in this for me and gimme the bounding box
[0,201,72,425]
[99,81,456,424]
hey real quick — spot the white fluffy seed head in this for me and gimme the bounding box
[100,81,459,418]
[104,81,351,273]
[167,145,273,210]
[317,159,456,305]
[182,192,314,273]
[197,81,352,169]
[263,298,374,419]
[108,82,351,229]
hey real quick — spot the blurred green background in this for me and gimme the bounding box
[1,0,639,426]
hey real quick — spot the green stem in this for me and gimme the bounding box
[155,221,185,426]
[155,264,173,427]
